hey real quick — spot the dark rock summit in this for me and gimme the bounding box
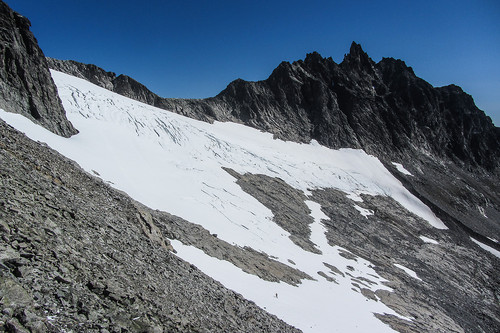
[0,2,77,137]
[214,42,500,173]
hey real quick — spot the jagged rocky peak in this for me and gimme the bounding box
[341,41,376,74]
[221,43,497,170]
[0,2,77,137]
[304,50,324,63]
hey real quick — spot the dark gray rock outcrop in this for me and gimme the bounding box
[385,157,500,249]
[0,2,77,137]
[224,168,320,254]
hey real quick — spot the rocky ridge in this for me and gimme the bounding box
[46,58,215,122]
[0,2,77,137]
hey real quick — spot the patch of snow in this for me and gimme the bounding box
[391,162,413,176]
[354,204,373,218]
[172,240,401,332]
[419,236,439,245]
[470,238,500,259]
[394,263,422,281]
[346,192,364,202]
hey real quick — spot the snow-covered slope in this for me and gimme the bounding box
[0,70,450,332]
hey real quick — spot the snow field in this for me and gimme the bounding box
[419,236,439,244]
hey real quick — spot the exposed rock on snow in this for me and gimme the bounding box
[224,168,320,254]
[311,188,499,332]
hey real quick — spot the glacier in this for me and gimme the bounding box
[0,70,451,332]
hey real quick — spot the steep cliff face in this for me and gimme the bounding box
[0,2,77,137]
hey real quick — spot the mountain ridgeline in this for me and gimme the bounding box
[1,0,500,331]
[48,43,500,173]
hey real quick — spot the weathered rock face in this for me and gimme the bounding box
[386,157,500,248]
[0,2,77,137]
[0,119,302,332]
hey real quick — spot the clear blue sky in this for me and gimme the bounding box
[7,0,500,125]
